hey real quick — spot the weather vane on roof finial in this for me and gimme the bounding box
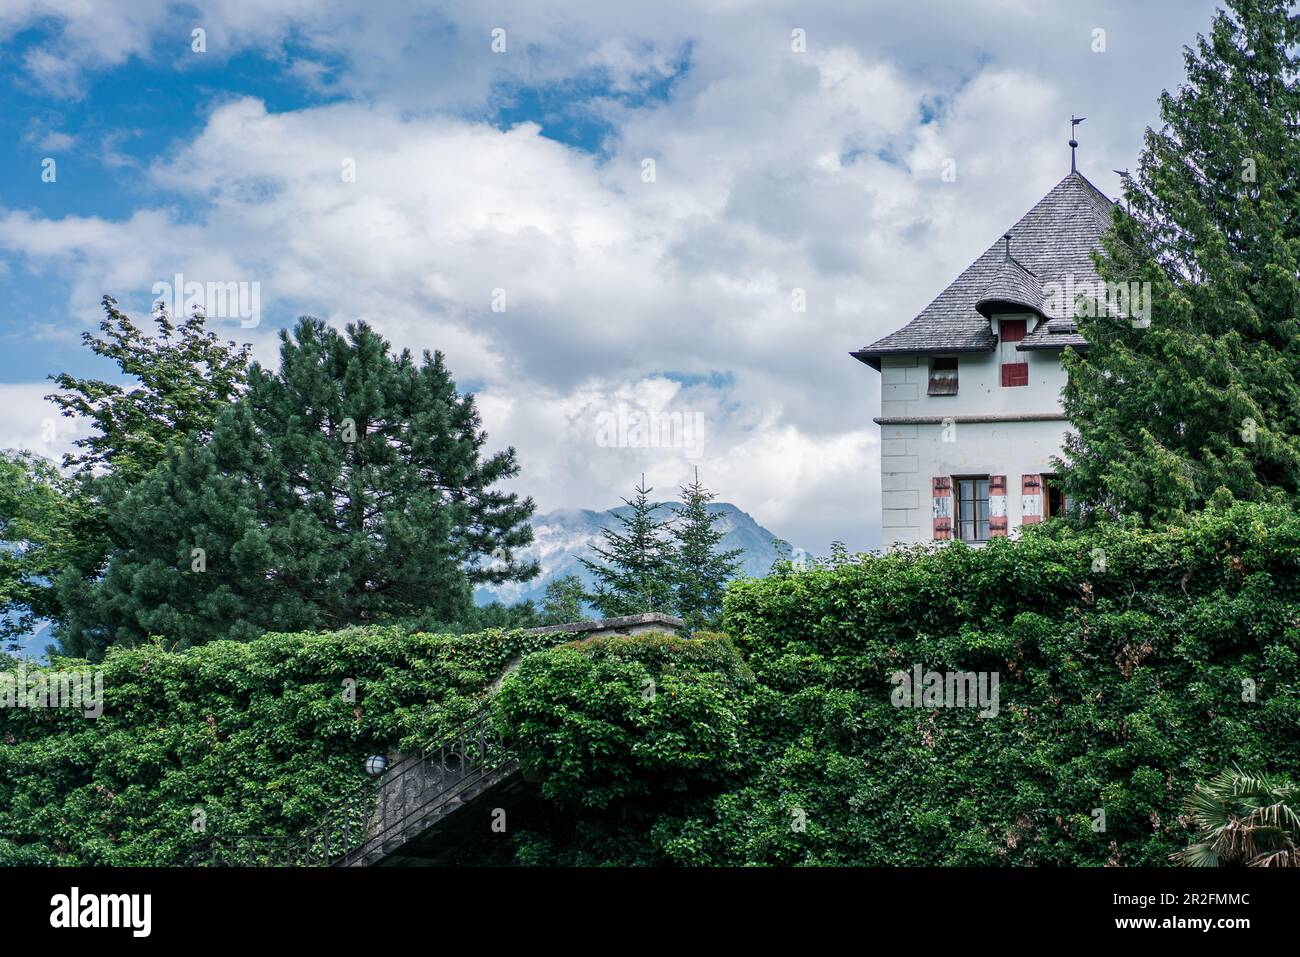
[1070,115,1086,173]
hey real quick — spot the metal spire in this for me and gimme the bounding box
[1070,115,1086,173]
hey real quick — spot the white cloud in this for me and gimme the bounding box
[0,383,87,460]
[0,0,1222,551]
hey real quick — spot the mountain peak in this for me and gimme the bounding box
[475,502,796,607]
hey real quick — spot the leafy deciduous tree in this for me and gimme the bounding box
[0,453,97,650]
[538,574,589,626]
[48,295,253,482]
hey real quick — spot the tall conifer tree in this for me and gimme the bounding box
[1061,0,1300,521]
[58,318,537,656]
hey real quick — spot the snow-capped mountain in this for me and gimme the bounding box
[474,502,801,608]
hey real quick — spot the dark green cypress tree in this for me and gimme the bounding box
[669,469,741,633]
[579,477,674,618]
[1061,0,1300,521]
[57,318,537,656]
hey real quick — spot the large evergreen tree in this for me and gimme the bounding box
[1061,0,1300,521]
[669,470,741,632]
[57,318,537,656]
[580,478,674,618]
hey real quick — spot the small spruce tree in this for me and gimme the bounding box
[669,469,742,632]
[579,477,674,618]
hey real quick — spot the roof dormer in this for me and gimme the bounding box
[850,170,1116,371]
[974,234,1044,320]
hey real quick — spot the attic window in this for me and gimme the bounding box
[999,320,1029,387]
[928,357,958,396]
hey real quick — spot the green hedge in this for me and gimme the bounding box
[469,501,1300,865]
[4,501,1298,866]
[498,632,753,808]
[0,626,557,865]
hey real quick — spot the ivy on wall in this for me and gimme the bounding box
[3,501,1297,866]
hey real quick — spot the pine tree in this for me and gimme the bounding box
[669,469,741,632]
[1061,0,1300,521]
[57,317,537,656]
[579,477,674,618]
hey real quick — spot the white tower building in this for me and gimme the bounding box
[852,168,1116,546]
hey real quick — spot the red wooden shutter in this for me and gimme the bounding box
[1000,319,1027,342]
[989,475,1007,536]
[1000,320,1029,387]
[931,476,953,540]
[1000,363,1029,387]
[1020,474,1043,525]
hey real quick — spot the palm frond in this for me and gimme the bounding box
[1174,767,1300,868]
[1171,842,1220,867]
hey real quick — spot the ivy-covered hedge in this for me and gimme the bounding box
[498,632,753,808]
[4,501,1298,866]
[466,500,1300,865]
[0,626,557,865]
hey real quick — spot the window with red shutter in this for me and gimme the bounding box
[955,477,989,542]
[1001,362,1029,387]
[999,319,1028,387]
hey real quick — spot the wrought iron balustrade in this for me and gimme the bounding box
[188,707,516,867]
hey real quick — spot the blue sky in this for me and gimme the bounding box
[1,44,325,380]
[0,16,685,381]
[0,0,1221,557]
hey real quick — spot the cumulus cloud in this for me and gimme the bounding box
[0,0,1220,550]
[0,383,87,460]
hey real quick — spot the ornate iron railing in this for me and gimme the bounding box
[188,707,517,867]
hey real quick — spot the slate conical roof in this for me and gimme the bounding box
[852,171,1115,368]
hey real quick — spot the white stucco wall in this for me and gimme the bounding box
[879,318,1068,421]
[880,418,1070,545]
[877,332,1071,546]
